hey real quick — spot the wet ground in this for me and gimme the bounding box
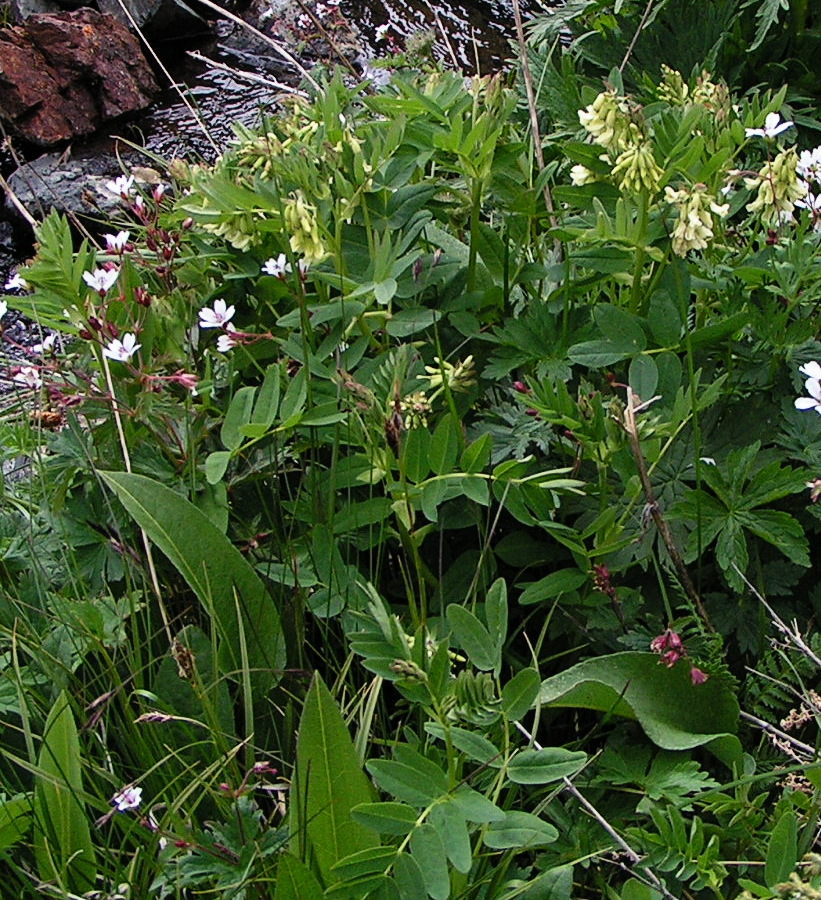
[135,0,545,159]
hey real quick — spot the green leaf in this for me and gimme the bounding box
[424,723,501,765]
[293,674,377,884]
[274,852,325,900]
[351,802,419,836]
[507,747,587,784]
[501,668,541,721]
[205,450,232,486]
[461,433,492,474]
[518,569,586,605]
[367,745,448,806]
[447,604,497,671]
[252,363,281,427]
[430,414,460,476]
[410,823,450,899]
[100,472,285,695]
[280,367,308,425]
[539,652,741,767]
[33,691,96,892]
[221,385,256,451]
[402,427,432,484]
[629,354,658,401]
[0,795,32,851]
[765,812,797,886]
[394,851,427,900]
[483,811,558,849]
[430,801,472,873]
[451,784,505,823]
[648,293,682,347]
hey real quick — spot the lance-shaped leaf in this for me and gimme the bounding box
[100,472,285,694]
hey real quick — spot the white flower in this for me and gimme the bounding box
[83,267,120,294]
[570,164,596,186]
[104,231,130,253]
[217,324,239,353]
[32,334,57,355]
[4,272,27,291]
[104,175,134,198]
[375,23,390,41]
[0,300,7,320]
[198,299,235,329]
[261,254,307,279]
[795,361,821,414]
[797,146,821,183]
[262,254,290,278]
[745,112,794,139]
[12,366,42,389]
[111,785,142,811]
[103,333,141,363]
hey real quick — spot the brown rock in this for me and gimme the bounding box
[0,9,159,146]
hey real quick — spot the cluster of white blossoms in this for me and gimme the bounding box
[796,145,821,230]
[795,361,821,415]
[664,185,729,257]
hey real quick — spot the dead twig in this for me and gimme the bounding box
[623,389,714,631]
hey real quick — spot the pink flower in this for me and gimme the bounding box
[111,785,142,811]
[690,666,709,685]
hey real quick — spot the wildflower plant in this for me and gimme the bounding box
[4,48,821,900]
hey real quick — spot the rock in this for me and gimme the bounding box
[0,9,159,147]
[9,0,205,33]
[4,151,139,233]
[96,0,205,35]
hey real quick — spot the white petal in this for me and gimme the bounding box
[800,361,821,380]
[795,397,820,410]
[806,377,821,400]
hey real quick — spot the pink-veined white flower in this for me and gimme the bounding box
[795,361,821,414]
[262,254,290,278]
[104,231,130,253]
[103,333,141,363]
[104,175,134,198]
[745,112,794,139]
[4,272,27,291]
[216,324,239,353]
[797,146,821,183]
[32,334,57,355]
[111,785,142,811]
[198,299,235,329]
[12,366,42,389]
[83,267,120,294]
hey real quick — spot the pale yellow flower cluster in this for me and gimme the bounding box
[578,91,662,194]
[578,90,633,152]
[611,139,664,195]
[664,184,729,256]
[744,147,807,224]
[283,191,326,263]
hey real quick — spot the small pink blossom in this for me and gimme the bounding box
[690,666,709,685]
[111,785,142,811]
[12,366,42,389]
[217,324,239,353]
